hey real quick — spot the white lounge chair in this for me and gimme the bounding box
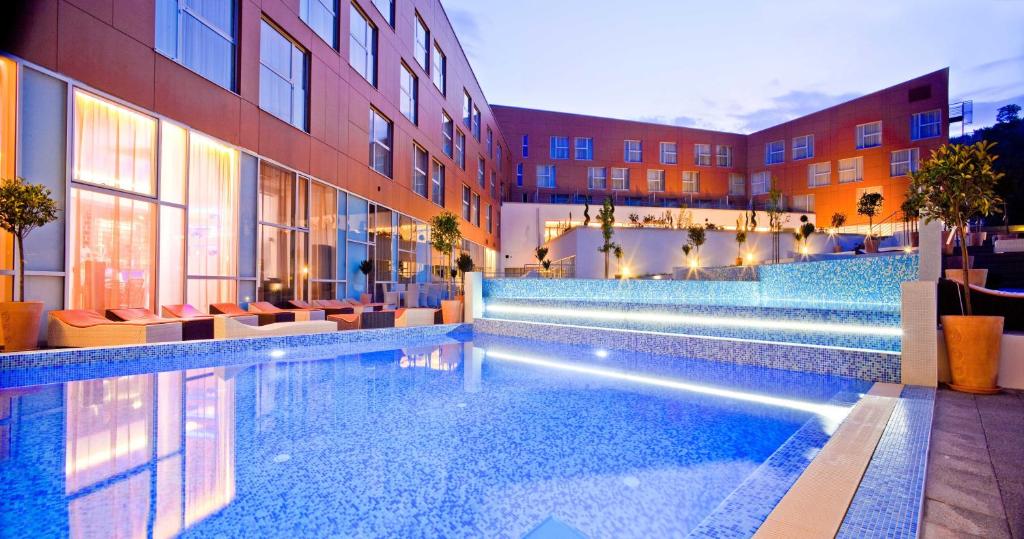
[213,316,337,339]
[48,309,182,348]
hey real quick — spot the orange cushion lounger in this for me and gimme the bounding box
[48,309,182,348]
[328,313,360,330]
[213,315,337,339]
[211,303,292,326]
[106,308,214,341]
[249,301,326,322]
[295,299,354,316]
[163,303,259,327]
[394,308,438,328]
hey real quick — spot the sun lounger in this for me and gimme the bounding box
[163,303,259,327]
[210,303,294,326]
[106,307,213,341]
[360,309,396,329]
[249,301,326,321]
[328,312,360,330]
[394,308,438,328]
[213,315,337,339]
[48,309,182,348]
[293,299,354,316]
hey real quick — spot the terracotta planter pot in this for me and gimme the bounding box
[942,315,1003,394]
[864,237,879,253]
[0,301,44,352]
[944,268,988,287]
[967,231,988,247]
[735,257,743,266]
[440,300,463,324]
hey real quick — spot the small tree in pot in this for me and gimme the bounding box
[734,214,749,266]
[857,191,884,252]
[910,141,1004,393]
[430,211,463,322]
[686,225,706,268]
[534,246,549,274]
[456,252,474,293]
[0,177,59,351]
[597,197,620,279]
[830,212,847,252]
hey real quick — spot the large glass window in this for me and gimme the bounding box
[681,171,698,193]
[647,169,665,192]
[399,63,418,124]
[372,0,394,26]
[258,164,308,303]
[588,167,607,190]
[765,140,784,164]
[462,91,472,128]
[717,145,733,167]
[522,135,529,158]
[856,121,882,149]
[431,159,445,206]
[441,112,454,157]
[73,90,157,196]
[611,167,629,190]
[186,133,239,304]
[575,137,593,160]
[516,163,523,186]
[477,157,486,187]
[156,0,236,90]
[471,192,480,226]
[70,189,157,310]
[369,108,393,177]
[300,0,338,48]
[431,43,446,93]
[455,130,466,169]
[536,165,556,188]
[911,110,941,140]
[309,182,338,299]
[414,14,430,72]
[349,4,377,86]
[838,156,864,183]
[792,194,815,212]
[487,127,493,157]
[693,143,709,166]
[549,136,569,160]
[259,20,308,131]
[728,173,745,196]
[808,161,831,187]
[751,171,770,195]
[461,186,471,221]
[624,140,642,162]
[472,105,481,141]
[792,134,814,160]
[413,143,429,198]
[660,142,678,165]
[890,148,920,177]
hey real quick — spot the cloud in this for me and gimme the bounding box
[735,90,861,133]
[970,54,1024,73]
[446,8,482,60]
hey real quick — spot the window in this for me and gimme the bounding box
[487,127,493,157]
[472,105,481,141]
[792,194,815,212]
[717,145,733,167]
[681,171,699,193]
[537,165,556,188]
[588,167,607,190]
[496,145,503,169]
[462,91,472,128]
[259,20,308,130]
[890,148,920,177]
[611,167,630,190]
[349,4,376,86]
[765,140,784,164]
[655,142,677,165]
[516,163,523,186]
[155,0,236,90]
[624,140,642,162]
[412,143,428,198]
[471,192,481,226]
[490,170,496,199]
[792,134,814,160]
[521,135,529,158]
[694,144,711,166]
[575,137,593,160]
[856,121,882,149]
[369,108,392,177]
[73,90,158,196]
[838,156,864,183]
[751,171,770,195]
[808,161,831,187]
[371,0,393,27]
[486,204,492,233]
[413,14,429,72]
[455,130,465,168]
[477,157,486,186]
[431,44,446,93]
[441,112,453,157]
[550,136,569,159]
[399,63,417,124]
[300,0,337,47]
[728,173,745,196]
[462,185,471,221]
[647,169,665,192]
[911,110,941,140]
[430,159,445,206]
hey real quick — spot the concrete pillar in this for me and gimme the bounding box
[900,218,942,387]
[463,271,483,323]
[918,219,943,281]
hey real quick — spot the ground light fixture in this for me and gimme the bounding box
[482,348,852,431]
[484,303,902,337]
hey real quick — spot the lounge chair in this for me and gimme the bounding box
[394,308,438,328]
[107,307,213,341]
[249,301,326,321]
[213,315,337,339]
[383,291,401,310]
[294,299,354,316]
[48,309,182,348]
[328,312,361,330]
[163,303,259,327]
[211,303,293,326]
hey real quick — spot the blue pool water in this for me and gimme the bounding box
[0,334,869,538]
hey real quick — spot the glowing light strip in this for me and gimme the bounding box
[483,348,852,423]
[485,303,901,337]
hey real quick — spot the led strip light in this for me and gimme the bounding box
[484,303,901,337]
[483,348,852,426]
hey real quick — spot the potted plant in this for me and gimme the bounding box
[0,177,59,352]
[766,187,785,263]
[909,141,1005,394]
[597,197,620,279]
[900,196,921,248]
[857,191,884,253]
[830,212,847,252]
[686,225,705,268]
[682,243,692,268]
[456,252,474,295]
[357,259,373,300]
[430,210,463,323]
[534,246,549,274]
[798,215,816,255]
[734,214,748,266]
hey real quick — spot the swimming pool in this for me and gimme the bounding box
[0,333,870,538]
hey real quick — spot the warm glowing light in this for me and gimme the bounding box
[483,348,851,426]
[302,265,309,275]
[903,246,913,253]
[594,349,609,358]
[269,349,286,359]
[688,259,699,269]
[484,303,902,336]
[652,275,662,280]
[745,252,755,264]
[621,266,631,278]
[800,245,809,255]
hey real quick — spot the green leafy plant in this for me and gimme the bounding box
[800,221,816,247]
[358,259,373,276]
[735,214,749,263]
[456,252,474,292]
[628,212,641,228]
[429,210,462,284]
[541,259,552,271]
[766,186,785,263]
[909,141,1004,314]
[830,212,847,230]
[534,246,549,266]
[687,225,706,261]
[597,197,620,279]
[0,177,59,302]
[857,191,885,237]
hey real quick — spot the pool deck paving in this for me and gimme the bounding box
[922,388,1024,538]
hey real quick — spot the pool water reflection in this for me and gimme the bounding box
[0,335,869,538]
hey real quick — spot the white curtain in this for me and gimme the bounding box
[186,133,238,278]
[73,90,157,195]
